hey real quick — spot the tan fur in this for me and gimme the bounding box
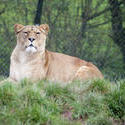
[9,24,103,83]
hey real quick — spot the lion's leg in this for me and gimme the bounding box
[73,66,103,81]
[74,66,92,81]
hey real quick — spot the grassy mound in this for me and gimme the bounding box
[0,79,125,125]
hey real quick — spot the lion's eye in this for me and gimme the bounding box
[24,32,28,34]
[36,32,40,34]
[23,32,28,36]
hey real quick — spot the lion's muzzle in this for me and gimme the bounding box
[25,44,37,53]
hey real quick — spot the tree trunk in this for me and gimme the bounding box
[34,0,44,25]
[108,0,125,63]
[81,0,92,37]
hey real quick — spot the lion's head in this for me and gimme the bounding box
[14,24,49,54]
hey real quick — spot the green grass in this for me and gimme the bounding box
[0,79,125,125]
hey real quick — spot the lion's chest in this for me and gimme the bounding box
[10,60,45,82]
[10,62,33,81]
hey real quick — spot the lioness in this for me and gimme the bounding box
[9,24,103,83]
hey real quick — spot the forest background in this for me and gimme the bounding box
[0,0,125,81]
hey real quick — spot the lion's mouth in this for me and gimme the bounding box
[25,44,36,48]
[25,44,37,53]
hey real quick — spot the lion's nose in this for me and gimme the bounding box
[28,38,35,42]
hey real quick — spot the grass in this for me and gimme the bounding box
[0,79,125,125]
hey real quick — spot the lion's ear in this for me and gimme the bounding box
[14,24,24,34]
[39,24,49,34]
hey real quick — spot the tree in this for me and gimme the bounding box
[81,0,92,37]
[34,0,44,25]
[108,0,125,63]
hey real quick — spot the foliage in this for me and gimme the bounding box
[106,80,125,119]
[0,79,124,124]
[0,0,125,79]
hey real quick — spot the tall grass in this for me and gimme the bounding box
[0,79,125,125]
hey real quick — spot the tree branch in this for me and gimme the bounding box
[87,7,110,21]
[87,1,123,21]
[87,20,110,29]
